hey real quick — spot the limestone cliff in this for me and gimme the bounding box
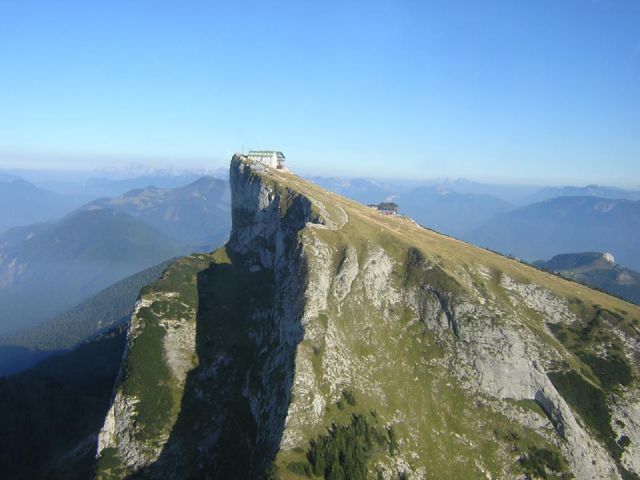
[96,155,640,479]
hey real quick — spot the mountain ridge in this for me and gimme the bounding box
[0,208,184,334]
[0,177,88,233]
[95,155,640,479]
[526,185,640,204]
[82,175,231,250]
[465,195,640,270]
[534,252,640,306]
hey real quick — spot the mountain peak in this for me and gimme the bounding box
[95,155,640,479]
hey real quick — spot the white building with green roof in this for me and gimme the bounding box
[246,150,286,169]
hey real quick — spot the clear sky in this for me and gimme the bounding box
[0,0,638,185]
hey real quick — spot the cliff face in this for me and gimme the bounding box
[96,155,640,480]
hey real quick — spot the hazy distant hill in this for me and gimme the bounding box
[432,178,541,204]
[307,176,396,204]
[526,185,640,204]
[534,252,640,305]
[306,177,515,236]
[307,176,539,206]
[1,166,227,198]
[0,261,169,376]
[84,176,231,250]
[399,186,514,237]
[466,196,640,270]
[82,172,225,198]
[0,209,184,334]
[0,177,87,232]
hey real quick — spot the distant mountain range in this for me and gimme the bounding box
[0,261,169,376]
[307,176,398,204]
[83,175,231,250]
[398,186,513,237]
[525,185,640,204]
[81,171,228,198]
[534,252,640,306]
[465,196,640,270]
[307,177,515,236]
[2,169,640,343]
[0,165,228,197]
[0,177,89,232]
[0,175,233,336]
[307,176,539,205]
[426,178,541,204]
[0,209,184,334]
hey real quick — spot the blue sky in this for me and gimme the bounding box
[0,0,638,185]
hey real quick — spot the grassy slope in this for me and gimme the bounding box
[266,166,640,318]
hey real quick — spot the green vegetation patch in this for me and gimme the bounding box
[387,425,399,456]
[519,447,573,480]
[577,351,633,391]
[491,425,572,479]
[94,447,126,479]
[287,461,312,477]
[339,389,356,408]
[404,247,462,295]
[548,370,621,459]
[121,306,173,438]
[305,414,388,480]
[547,306,635,393]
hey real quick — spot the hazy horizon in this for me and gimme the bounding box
[2,158,639,190]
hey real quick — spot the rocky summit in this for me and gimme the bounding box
[95,155,640,479]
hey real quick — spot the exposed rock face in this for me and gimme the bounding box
[96,155,640,479]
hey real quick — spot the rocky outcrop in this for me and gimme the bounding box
[96,290,198,470]
[96,154,640,479]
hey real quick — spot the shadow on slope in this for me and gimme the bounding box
[0,344,66,377]
[129,249,299,479]
[0,326,126,480]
